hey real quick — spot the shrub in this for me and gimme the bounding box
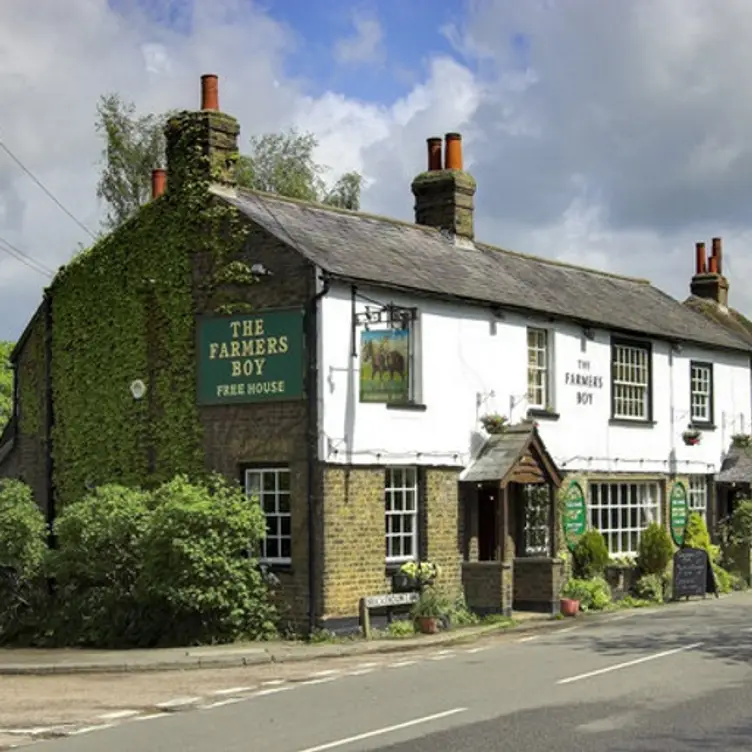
[684,512,712,553]
[49,484,152,646]
[637,522,673,576]
[386,619,415,638]
[0,480,48,644]
[572,530,609,579]
[138,474,277,645]
[561,577,612,611]
[634,573,665,603]
[725,500,752,546]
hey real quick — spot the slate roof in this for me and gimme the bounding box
[218,187,752,353]
[716,444,752,484]
[684,295,752,348]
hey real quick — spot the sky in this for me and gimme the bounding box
[2,0,752,342]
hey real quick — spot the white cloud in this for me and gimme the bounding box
[3,0,752,344]
[333,13,384,66]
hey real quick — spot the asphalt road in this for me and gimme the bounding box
[25,594,752,752]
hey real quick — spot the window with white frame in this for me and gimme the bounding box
[527,328,549,409]
[385,467,418,563]
[589,482,661,556]
[611,341,651,420]
[245,467,291,564]
[690,362,713,424]
[522,484,550,555]
[688,475,708,516]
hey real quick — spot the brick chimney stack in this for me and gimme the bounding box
[411,133,477,241]
[151,168,166,199]
[164,74,240,193]
[690,236,729,306]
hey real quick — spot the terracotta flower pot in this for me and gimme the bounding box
[418,616,439,634]
[560,598,580,617]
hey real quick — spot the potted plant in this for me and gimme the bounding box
[395,560,440,593]
[682,427,701,446]
[480,413,508,435]
[560,597,580,617]
[412,588,445,634]
[732,434,752,449]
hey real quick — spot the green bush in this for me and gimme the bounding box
[634,573,665,603]
[637,522,673,576]
[49,484,152,647]
[572,530,609,579]
[726,500,752,546]
[138,474,277,645]
[684,512,712,553]
[561,577,612,611]
[0,480,49,644]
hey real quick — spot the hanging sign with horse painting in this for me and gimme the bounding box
[359,328,410,404]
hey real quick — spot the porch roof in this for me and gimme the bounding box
[716,444,752,484]
[459,423,562,487]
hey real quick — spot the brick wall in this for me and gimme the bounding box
[194,217,317,628]
[513,557,564,614]
[424,468,463,599]
[461,561,512,616]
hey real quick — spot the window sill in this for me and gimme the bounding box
[259,562,293,574]
[386,403,427,412]
[609,418,656,428]
[689,422,716,432]
[526,408,560,421]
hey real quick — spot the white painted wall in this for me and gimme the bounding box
[319,281,751,476]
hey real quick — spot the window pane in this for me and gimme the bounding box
[385,467,419,563]
[247,469,292,563]
[263,472,276,492]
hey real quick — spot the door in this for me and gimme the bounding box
[478,486,498,561]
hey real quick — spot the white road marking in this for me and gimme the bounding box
[347,668,374,676]
[0,728,61,736]
[201,697,246,710]
[97,710,140,720]
[133,713,169,722]
[430,654,452,661]
[70,724,115,735]
[517,635,538,643]
[557,642,704,685]
[294,707,468,752]
[300,676,339,686]
[556,626,578,634]
[607,615,630,622]
[211,685,255,696]
[389,660,418,668]
[436,649,454,655]
[261,679,286,686]
[156,697,202,709]
[311,669,340,677]
[466,646,488,654]
[254,686,293,697]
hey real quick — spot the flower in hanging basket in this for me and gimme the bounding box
[682,429,701,446]
[480,413,508,434]
[400,560,440,587]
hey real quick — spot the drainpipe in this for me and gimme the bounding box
[306,270,331,636]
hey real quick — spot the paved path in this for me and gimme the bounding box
[2,592,750,751]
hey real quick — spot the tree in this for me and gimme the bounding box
[95,94,174,231]
[0,342,12,434]
[95,96,362,230]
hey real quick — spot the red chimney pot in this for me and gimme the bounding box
[711,237,722,275]
[695,242,706,275]
[201,74,219,111]
[708,254,718,274]
[427,137,442,171]
[444,133,463,171]
[151,168,166,199]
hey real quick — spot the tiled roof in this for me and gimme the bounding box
[219,187,752,353]
[716,444,752,484]
[683,296,752,348]
[460,425,535,483]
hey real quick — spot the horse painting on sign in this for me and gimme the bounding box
[359,328,410,403]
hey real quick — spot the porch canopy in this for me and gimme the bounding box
[715,442,752,524]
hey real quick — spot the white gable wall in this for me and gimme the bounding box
[319,281,751,476]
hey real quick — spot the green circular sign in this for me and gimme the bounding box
[670,482,689,546]
[563,481,587,550]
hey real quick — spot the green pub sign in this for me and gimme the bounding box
[563,481,587,550]
[196,309,305,405]
[669,481,689,546]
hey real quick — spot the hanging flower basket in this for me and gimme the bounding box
[480,413,508,435]
[682,430,701,446]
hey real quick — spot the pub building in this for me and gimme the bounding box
[2,75,751,633]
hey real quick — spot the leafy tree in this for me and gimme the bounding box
[95,96,362,230]
[0,341,12,434]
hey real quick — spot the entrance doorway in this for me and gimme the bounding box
[478,485,498,561]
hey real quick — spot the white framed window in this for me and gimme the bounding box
[690,362,713,424]
[612,341,651,420]
[522,484,550,555]
[385,467,418,563]
[589,482,661,556]
[245,467,291,564]
[688,475,708,516]
[527,327,549,409]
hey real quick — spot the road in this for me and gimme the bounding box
[9,593,752,751]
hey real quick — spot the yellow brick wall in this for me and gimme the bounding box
[321,466,386,618]
[424,469,463,600]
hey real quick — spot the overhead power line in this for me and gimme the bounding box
[0,138,97,241]
[0,233,54,277]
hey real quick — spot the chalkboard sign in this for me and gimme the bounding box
[672,547,718,600]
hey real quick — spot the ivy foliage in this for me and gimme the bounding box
[0,341,11,434]
[16,320,46,438]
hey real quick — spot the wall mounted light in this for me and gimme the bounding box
[251,262,273,277]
